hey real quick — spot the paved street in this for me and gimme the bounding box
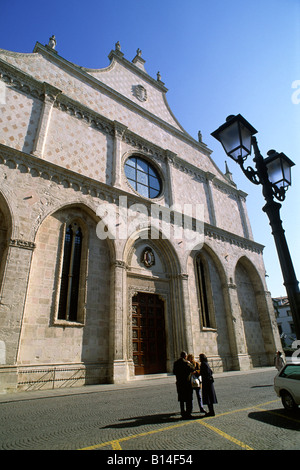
[0,367,299,452]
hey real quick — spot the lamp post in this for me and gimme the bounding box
[211,114,300,339]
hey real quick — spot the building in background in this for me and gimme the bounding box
[273,296,296,348]
[0,38,281,393]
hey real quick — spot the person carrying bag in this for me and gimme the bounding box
[187,354,206,414]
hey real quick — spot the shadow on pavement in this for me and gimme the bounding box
[248,408,300,431]
[250,384,273,388]
[101,412,205,429]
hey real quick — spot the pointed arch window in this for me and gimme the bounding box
[195,254,216,329]
[58,222,83,322]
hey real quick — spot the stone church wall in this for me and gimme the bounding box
[0,41,282,392]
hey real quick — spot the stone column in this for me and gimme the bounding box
[171,273,194,358]
[32,82,61,158]
[110,260,129,383]
[180,273,194,354]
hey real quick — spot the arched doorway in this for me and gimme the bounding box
[132,292,166,375]
[124,228,183,378]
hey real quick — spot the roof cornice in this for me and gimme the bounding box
[2,44,213,157]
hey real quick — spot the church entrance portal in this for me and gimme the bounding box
[132,293,167,375]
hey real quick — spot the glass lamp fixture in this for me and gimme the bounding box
[211,114,257,161]
[211,113,300,339]
[264,149,295,189]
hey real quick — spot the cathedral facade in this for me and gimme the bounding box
[0,39,281,393]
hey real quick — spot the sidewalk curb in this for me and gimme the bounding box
[0,367,275,403]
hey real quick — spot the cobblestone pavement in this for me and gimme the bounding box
[0,367,299,452]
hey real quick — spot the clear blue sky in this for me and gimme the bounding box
[1,0,299,298]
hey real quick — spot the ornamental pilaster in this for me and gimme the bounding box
[112,121,128,188]
[32,82,62,158]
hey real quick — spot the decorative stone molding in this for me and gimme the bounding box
[0,58,44,101]
[204,225,264,254]
[0,143,118,205]
[55,95,114,136]
[0,142,264,258]
[9,239,35,250]
[122,133,164,163]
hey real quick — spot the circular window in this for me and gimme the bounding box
[124,156,162,199]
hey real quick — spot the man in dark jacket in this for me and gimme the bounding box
[173,351,194,419]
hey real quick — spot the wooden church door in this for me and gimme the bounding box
[132,293,166,375]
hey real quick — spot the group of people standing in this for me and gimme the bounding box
[173,352,217,419]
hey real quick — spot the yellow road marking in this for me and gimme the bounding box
[79,399,281,451]
[210,399,280,418]
[198,420,253,450]
[80,421,191,450]
[111,440,122,450]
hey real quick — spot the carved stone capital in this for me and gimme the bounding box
[43,82,62,103]
[113,260,128,270]
[113,121,128,139]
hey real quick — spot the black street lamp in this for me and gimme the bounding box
[212,114,300,339]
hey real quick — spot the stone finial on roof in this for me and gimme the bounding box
[112,41,124,58]
[225,161,234,184]
[132,48,146,72]
[47,35,56,49]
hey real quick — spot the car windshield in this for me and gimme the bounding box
[280,365,300,380]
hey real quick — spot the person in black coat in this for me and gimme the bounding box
[199,353,217,416]
[173,351,194,419]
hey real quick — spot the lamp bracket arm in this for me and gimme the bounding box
[238,158,261,185]
[272,185,286,202]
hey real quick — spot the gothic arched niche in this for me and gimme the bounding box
[18,203,111,367]
[235,257,268,366]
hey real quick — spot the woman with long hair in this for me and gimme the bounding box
[199,353,218,416]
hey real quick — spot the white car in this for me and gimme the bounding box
[274,363,300,410]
